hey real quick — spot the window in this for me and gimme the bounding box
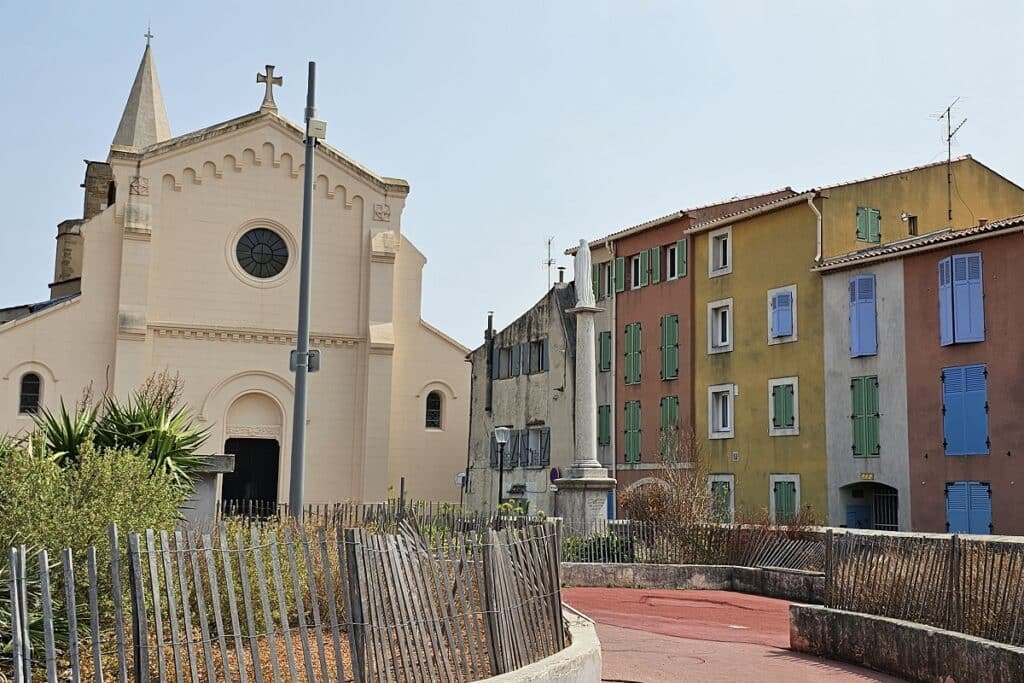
[707,298,733,354]
[623,401,642,463]
[942,364,989,456]
[946,481,991,534]
[768,284,797,343]
[597,405,611,446]
[770,475,800,524]
[18,373,41,415]
[849,275,878,357]
[630,255,642,289]
[605,263,614,298]
[598,331,612,372]
[851,376,880,457]
[709,227,732,277]
[425,391,443,429]
[769,377,799,436]
[236,227,289,279]
[524,427,550,468]
[527,339,549,374]
[659,395,679,456]
[613,257,626,294]
[624,322,642,385]
[939,253,985,346]
[591,263,602,301]
[906,214,918,236]
[856,207,881,243]
[660,314,679,380]
[708,384,734,439]
[708,475,735,523]
[666,244,678,280]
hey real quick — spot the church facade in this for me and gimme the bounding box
[0,43,471,505]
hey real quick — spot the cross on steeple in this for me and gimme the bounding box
[144,23,153,46]
[256,65,283,112]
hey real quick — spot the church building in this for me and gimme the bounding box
[0,41,471,505]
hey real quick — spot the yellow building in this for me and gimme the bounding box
[687,158,1024,523]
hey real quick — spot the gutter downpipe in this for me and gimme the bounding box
[808,194,823,263]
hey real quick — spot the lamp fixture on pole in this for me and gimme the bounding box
[494,426,510,510]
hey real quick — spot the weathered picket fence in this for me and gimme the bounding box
[4,515,564,682]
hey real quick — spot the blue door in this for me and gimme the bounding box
[845,504,870,529]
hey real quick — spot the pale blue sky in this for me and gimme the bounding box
[2,1,1022,347]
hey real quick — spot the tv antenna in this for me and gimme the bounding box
[542,236,557,289]
[937,98,967,222]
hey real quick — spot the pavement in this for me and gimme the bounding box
[562,587,905,682]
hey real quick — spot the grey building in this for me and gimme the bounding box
[464,282,579,516]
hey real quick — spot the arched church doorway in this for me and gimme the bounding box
[839,481,899,531]
[220,392,283,510]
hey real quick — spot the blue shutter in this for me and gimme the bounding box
[772,291,793,337]
[942,366,967,455]
[939,258,953,346]
[510,344,521,376]
[946,482,969,533]
[540,427,551,466]
[521,342,532,375]
[952,253,984,343]
[963,364,989,454]
[850,276,877,357]
[849,280,860,356]
[967,482,992,534]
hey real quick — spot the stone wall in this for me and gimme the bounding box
[790,604,1024,683]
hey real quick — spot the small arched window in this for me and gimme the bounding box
[425,391,443,430]
[19,373,41,415]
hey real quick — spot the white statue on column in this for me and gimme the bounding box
[574,238,595,308]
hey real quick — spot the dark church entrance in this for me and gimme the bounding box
[222,438,280,510]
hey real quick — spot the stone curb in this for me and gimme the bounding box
[483,608,602,682]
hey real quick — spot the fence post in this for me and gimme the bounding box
[343,528,367,683]
[108,525,129,683]
[949,534,961,632]
[8,548,24,683]
[127,533,150,683]
[824,528,834,606]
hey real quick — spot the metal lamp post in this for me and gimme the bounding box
[494,426,510,510]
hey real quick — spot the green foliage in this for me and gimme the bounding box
[0,544,69,670]
[561,532,635,563]
[31,399,97,466]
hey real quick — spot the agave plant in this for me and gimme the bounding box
[31,399,97,466]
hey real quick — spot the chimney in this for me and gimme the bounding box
[485,311,494,342]
[978,218,988,226]
[557,266,566,283]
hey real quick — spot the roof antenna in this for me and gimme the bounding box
[542,236,556,290]
[937,98,967,223]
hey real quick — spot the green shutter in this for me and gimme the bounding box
[592,263,601,301]
[856,207,868,241]
[772,386,782,429]
[650,247,662,284]
[598,404,610,446]
[624,401,642,463]
[635,323,642,383]
[639,250,649,287]
[773,383,796,431]
[624,325,632,384]
[625,323,642,385]
[852,376,879,457]
[774,481,796,523]
[598,331,611,372]
[667,315,678,379]
[677,239,687,277]
[659,316,667,380]
[869,209,881,242]
[614,257,626,293]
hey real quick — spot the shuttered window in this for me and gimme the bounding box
[624,401,642,463]
[939,253,985,346]
[852,376,880,457]
[770,290,794,338]
[771,382,796,431]
[942,364,989,456]
[677,239,687,278]
[598,331,612,372]
[946,481,992,534]
[591,263,601,301]
[659,395,679,456]
[597,405,611,446]
[856,207,881,243]
[772,479,798,524]
[624,323,642,385]
[660,314,679,380]
[614,257,626,294]
[849,275,878,357]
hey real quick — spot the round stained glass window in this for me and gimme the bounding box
[236,228,289,279]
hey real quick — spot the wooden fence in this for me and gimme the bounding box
[3,515,564,682]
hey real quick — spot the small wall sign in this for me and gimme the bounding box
[860,472,875,481]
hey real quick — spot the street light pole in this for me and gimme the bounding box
[493,426,510,511]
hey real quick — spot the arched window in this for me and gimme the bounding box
[425,391,443,430]
[19,373,41,415]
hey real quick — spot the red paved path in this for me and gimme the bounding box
[563,587,904,682]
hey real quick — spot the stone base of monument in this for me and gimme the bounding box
[555,467,616,529]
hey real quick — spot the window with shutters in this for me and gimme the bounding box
[708,474,735,523]
[946,481,992,534]
[666,244,678,280]
[630,255,642,290]
[709,227,732,277]
[770,474,800,524]
[660,314,679,380]
[497,347,513,379]
[707,298,733,354]
[605,262,615,298]
[942,364,989,456]
[659,395,679,456]
[598,331,612,372]
[623,401,642,463]
[597,405,611,446]
[18,373,41,415]
[527,339,548,374]
[849,274,878,357]
[708,384,734,439]
[767,284,797,344]
[523,426,551,468]
[856,207,882,243]
[768,377,799,436]
[614,257,626,294]
[489,426,514,469]
[851,375,880,457]
[938,253,985,346]
[624,322,642,385]
[425,391,443,430]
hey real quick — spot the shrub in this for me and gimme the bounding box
[562,532,635,563]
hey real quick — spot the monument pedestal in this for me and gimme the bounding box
[555,466,616,529]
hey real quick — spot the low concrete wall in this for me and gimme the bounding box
[562,563,825,603]
[485,608,602,682]
[790,604,1024,683]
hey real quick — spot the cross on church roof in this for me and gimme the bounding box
[256,65,283,112]
[144,23,153,46]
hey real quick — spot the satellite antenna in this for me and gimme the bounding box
[542,236,556,290]
[937,98,967,222]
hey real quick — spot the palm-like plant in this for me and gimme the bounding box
[31,400,97,466]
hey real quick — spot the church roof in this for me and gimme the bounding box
[111,42,171,149]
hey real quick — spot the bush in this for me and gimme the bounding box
[561,532,635,563]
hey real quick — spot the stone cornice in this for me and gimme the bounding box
[148,322,363,347]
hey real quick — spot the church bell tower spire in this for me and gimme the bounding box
[111,31,171,149]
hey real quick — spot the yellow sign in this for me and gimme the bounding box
[860,472,875,481]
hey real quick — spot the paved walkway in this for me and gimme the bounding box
[563,587,904,682]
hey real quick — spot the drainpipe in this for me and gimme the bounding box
[808,195,823,263]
